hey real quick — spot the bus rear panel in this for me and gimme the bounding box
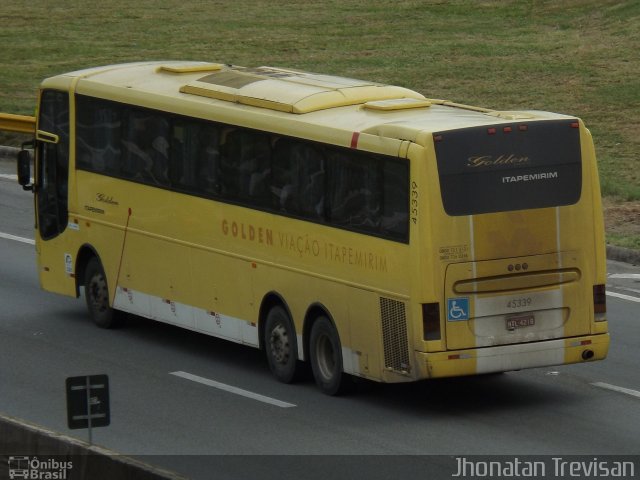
[417,117,608,378]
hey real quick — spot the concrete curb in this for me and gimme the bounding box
[606,245,640,266]
[0,413,186,479]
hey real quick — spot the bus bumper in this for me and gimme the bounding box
[416,333,610,379]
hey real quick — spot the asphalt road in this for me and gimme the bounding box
[1,160,639,479]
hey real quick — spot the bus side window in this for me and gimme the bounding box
[76,97,122,176]
[381,159,409,240]
[170,121,222,196]
[297,145,325,219]
[122,110,170,187]
[272,140,325,219]
[272,140,297,212]
[220,129,271,203]
[327,151,381,233]
[195,124,222,196]
[170,123,187,187]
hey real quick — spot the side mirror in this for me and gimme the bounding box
[17,149,33,191]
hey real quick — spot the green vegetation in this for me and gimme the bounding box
[1,0,638,245]
[606,233,640,251]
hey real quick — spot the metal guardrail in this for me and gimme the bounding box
[0,113,36,134]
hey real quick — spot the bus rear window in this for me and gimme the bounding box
[434,120,582,216]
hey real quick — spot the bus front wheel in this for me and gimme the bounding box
[264,305,300,383]
[84,257,120,329]
[310,316,348,395]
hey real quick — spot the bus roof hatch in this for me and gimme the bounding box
[179,66,425,114]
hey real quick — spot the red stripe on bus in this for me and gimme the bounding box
[350,132,360,149]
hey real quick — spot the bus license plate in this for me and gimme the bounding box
[506,314,535,330]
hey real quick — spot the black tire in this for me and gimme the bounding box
[264,305,300,383]
[84,257,121,329]
[309,316,348,395]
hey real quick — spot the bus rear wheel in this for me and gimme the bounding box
[264,305,300,383]
[310,316,348,395]
[84,257,121,329]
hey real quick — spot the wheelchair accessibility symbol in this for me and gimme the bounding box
[447,298,469,321]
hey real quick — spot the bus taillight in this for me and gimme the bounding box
[422,302,441,340]
[593,284,606,320]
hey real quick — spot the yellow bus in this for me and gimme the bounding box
[14,61,608,394]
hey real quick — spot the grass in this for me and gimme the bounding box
[606,233,640,251]
[1,0,638,246]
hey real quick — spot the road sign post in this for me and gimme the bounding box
[66,374,110,444]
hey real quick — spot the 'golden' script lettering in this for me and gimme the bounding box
[467,154,529,168]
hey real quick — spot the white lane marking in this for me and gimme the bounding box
[0,231,35,245]
[592,382,640,399]
[170,371,296,408]
[608,273,640,279]
[606,291,640,303]
[0,173,17,181]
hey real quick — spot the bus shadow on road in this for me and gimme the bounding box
[348,371,583,415]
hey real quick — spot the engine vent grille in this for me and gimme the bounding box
[380,297,410,373]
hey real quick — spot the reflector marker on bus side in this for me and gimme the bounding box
[448,354,472,360]
[170,371,297,408]
[569,339,592,347]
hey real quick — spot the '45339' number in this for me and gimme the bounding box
[411,181,418,224]
[507,297,532,309]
